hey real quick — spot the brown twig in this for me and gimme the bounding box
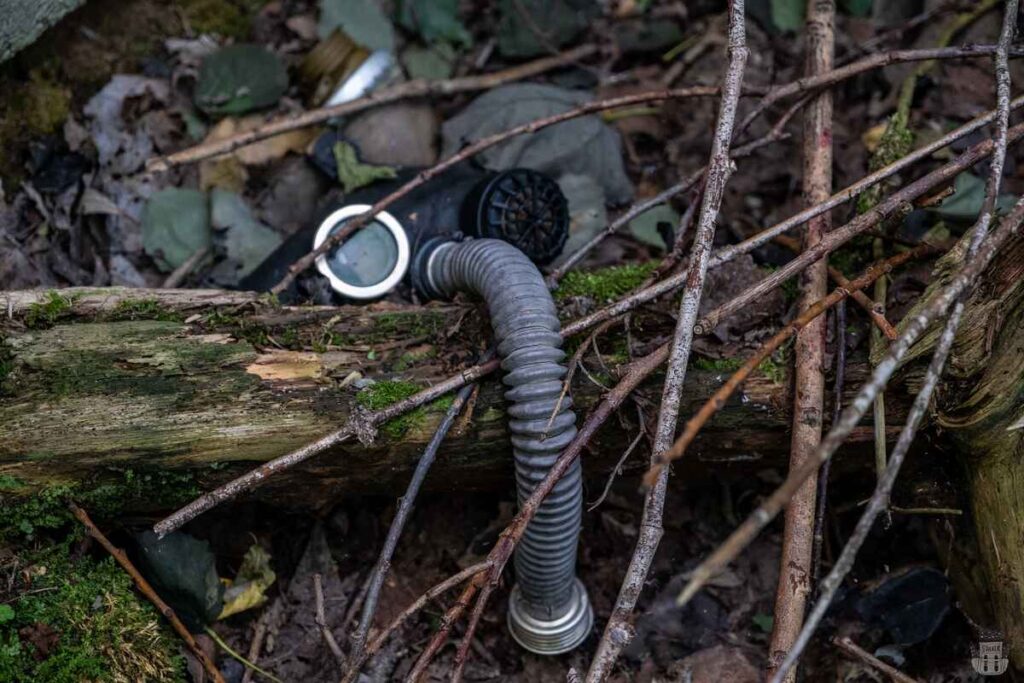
[833,637,922,683]
[645,244,934,488]
[68,502,226,683]
[773,233,896,339]
[240,603,277,683]
[588,3,748,679]
[568,96,1024,338]
[155,96,1024,539]
[691,120,1024,336]
[769,6,1019,678]
[734,43,1020,141]
[314,573,345,666]
[676,194,1024,614]
[346,384,476,669]
[341,561,493,683]
[811,298,845,587]
[149,45,599,170]
[767,2,834,678]
[450,581,495,683]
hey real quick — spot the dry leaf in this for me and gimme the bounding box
[203,116,320,166]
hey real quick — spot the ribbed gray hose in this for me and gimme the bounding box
[425,238,592,653]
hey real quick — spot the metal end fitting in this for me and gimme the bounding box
[507,578,593,655]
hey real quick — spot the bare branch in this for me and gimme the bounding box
[587,2,748,679]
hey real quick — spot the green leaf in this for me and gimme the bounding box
[135,531,225,633]
[398,0,472,47]
[209,189,283,285]
[0,605,14,624]
[628,203,679,249]
[142,189,211,272]
[752,613,774,633]
[770,0,804,32]
[928,172,1017,224]
[401,42,457,80]
[318,0,395,50]
[195,44,289,116]
[332,141,397,193]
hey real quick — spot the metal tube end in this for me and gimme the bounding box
[507,578,593,655]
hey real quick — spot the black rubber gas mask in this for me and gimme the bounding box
[242,165,570,303]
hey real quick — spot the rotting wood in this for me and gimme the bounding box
[1,288,911,511]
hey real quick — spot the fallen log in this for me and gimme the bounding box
[0,286,911,512]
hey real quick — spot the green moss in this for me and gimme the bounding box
[693,355,786,384]
[556,261,659,302]
[0,470,199,540]
[356,380,455,438]
[178,0,267,39]
[0,537,185,682]
[106,299,184,323]
[24,291,75,329]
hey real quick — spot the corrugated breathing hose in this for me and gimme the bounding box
[418,237,593,654]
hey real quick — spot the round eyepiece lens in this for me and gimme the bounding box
[326,220,399,287]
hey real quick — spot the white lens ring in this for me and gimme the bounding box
[313,204,410,300]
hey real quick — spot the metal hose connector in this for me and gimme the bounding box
[422,238,592,655]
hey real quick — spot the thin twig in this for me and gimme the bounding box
[450,581,495,683]
[811,298,845,587]
[240,603,277,683]
[769,6,1019,678]
[569,98,1024,338]
[68,503,226,683]
[773,233,896,339]
[155,98,1024,538]
[734,43,1019,141]
[340,561,493,683]
[346,384,476,664]
[645,244,934,487]
[314,573,346,666]
[767,0,834,674]
[691,121,1024,337]
[162,246,209,288]
[587,3,748,679]
[149,45,599,170]
[676,193,1024,612]
[833,637,922,683]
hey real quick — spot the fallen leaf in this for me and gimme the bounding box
[209,189,283,285]
[400,42,457,80]
[441,83,634,204]
[332,140,397,193]
[343,102,438,167]
[629,202,679,249]
[135,531,224,633]
[202,116,319,166]
[218,544,276,620]
[199,156,249,193]
[195,44,289,116]
[142,188,211,272]
[398,0,472,47]
[317,0,395,51]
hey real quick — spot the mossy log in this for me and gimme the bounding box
[881,229,1024,668]
[0,286,917,514]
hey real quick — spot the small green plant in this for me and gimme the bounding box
[24,291,75,329]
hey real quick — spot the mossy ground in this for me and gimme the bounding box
[0,536,185,682]
[0,469,199,541]
[556,261,659,302]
